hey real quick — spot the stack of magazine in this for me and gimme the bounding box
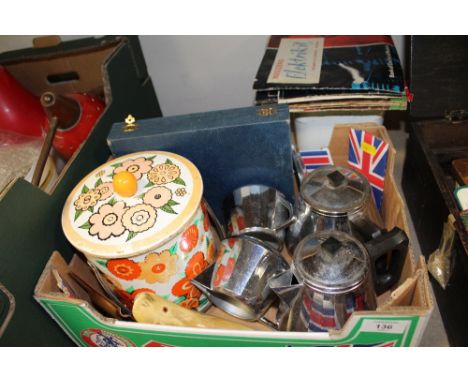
[253,35,407,113]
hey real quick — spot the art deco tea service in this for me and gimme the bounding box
[62,150,408,332]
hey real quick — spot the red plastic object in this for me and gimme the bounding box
[48,93,105,160]
[0,65,48,137]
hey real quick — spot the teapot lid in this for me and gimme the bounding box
[300,166,370,215]
[293,231,369,293]
[62,151,203,259]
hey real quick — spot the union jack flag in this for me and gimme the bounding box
[300,148,334,172]
[348,129,389,211]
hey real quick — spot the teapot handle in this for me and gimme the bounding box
[364,228,409,295]
[350,215,383,241]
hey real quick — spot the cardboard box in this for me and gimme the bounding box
[0,36,162,345]
[34,122,433,346]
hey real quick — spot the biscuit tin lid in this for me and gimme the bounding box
[62,151,203,259]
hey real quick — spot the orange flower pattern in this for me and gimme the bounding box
[179,224,199,253]
[186,251,209,280]
[107,259,141,280]
[170,249,209,309]
[95,212,215,310]
[138,250,178,284]
[213,257,236,287]
[172,277,201,299]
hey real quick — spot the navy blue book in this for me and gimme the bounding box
[107,105,294,223]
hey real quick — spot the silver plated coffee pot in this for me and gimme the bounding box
[286,165,384,253]
[270,230,407,332]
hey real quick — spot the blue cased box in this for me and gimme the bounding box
[107,105,294,223]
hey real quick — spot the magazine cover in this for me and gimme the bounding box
[253,35,405,96]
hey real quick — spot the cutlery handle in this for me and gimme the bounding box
[133,292,251,331]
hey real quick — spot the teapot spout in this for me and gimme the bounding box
[268,270,303,308]
[269,270,306,331]
[190,263,261,321]
[191,264,215,296]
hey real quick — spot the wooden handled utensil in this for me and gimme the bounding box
[68,272,132,320]
[132,292,252,331]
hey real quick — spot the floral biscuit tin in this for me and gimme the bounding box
[62,151,218,311]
